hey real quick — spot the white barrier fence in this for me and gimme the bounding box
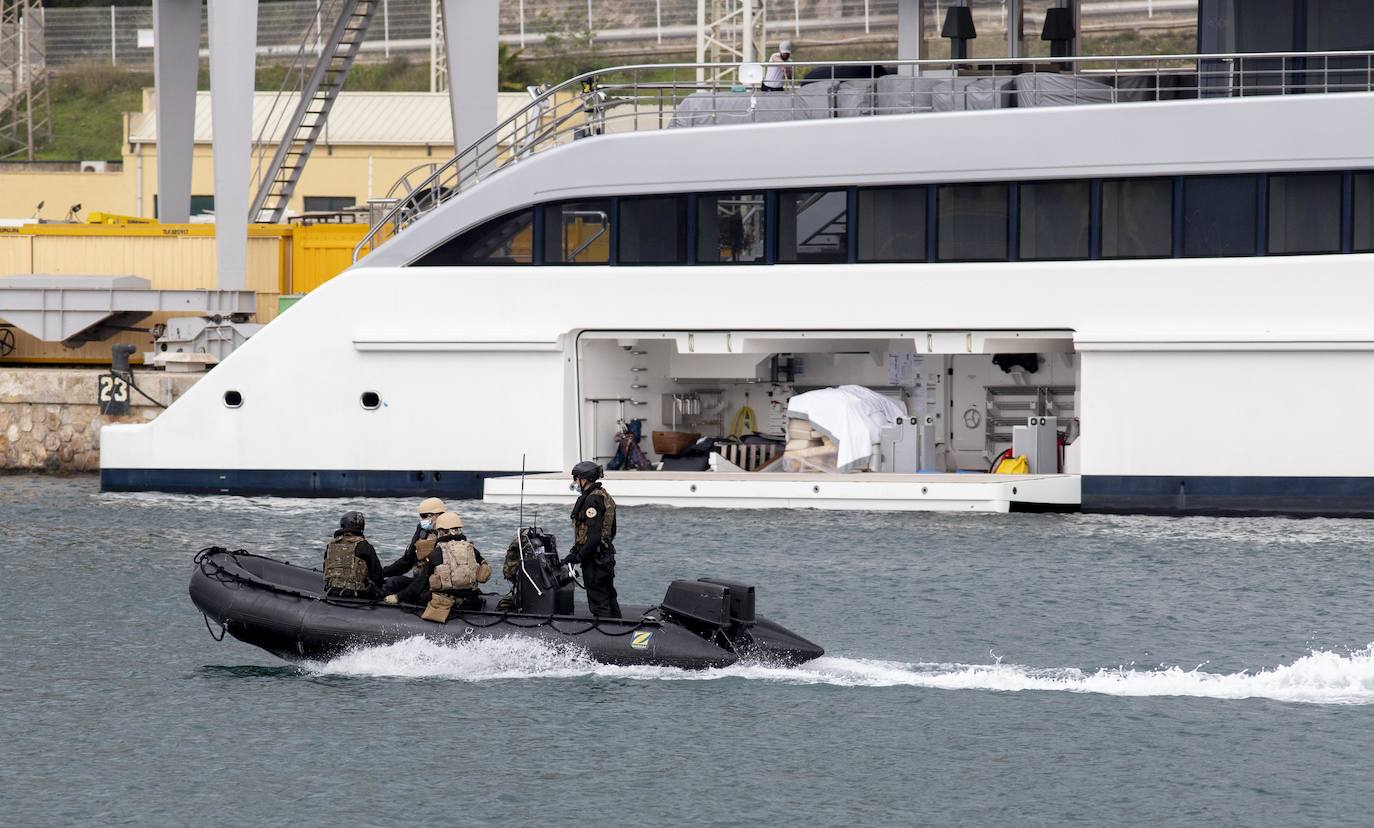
[32,0,1196,69]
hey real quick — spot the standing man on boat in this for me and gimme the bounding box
[762,41,794,92]
[381,496,445,594]
[562,461,621,618]
[323,511,384,599]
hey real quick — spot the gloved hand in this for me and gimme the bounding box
[560,553,579,567]
[383,594,399,605]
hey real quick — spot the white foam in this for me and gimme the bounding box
[307,637,1374,705]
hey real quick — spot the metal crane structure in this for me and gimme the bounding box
[696,0,768,83]
[0,0,51,161]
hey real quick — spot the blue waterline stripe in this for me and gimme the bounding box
[1083,475,1374,518]
[103,469,1374,517]
[100,468,529,499]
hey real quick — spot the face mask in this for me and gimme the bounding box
[419,519,433,531]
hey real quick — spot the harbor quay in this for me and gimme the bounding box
[0,367,196,472]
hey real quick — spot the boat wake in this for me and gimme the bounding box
[306,636,1374,705]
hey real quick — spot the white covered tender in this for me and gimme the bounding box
[1011,73,1116,107]
[668,87,831,128]
[786,385,908,473]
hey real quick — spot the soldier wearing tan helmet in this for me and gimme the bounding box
[381,496,446,594]
[385,511,492,622]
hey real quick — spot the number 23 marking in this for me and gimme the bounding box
[99,375,129,403]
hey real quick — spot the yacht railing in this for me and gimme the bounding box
[354,49,1374,261]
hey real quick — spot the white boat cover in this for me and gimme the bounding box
[787,385,908,472]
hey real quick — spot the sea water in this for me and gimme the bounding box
[2,475,1372,825]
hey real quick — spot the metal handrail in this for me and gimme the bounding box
[353,49,1374,262]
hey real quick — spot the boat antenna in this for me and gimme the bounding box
[518,453,526,529]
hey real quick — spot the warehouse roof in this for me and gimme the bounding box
[127,91,532,147]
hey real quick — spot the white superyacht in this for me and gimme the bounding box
[103,1,1374,516]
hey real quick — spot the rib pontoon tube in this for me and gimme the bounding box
[189,547,824,669]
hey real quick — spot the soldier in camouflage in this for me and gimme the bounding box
[322,511,384,598]
[561,461,621,618]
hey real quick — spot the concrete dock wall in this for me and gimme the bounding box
[0,368,201,472]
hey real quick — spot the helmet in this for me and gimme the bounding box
[435,512,463,532]
[779,40,793,55]
[571,461,603,482]
[339,511,365,533]
[418,496,445,517]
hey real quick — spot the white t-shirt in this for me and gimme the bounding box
[764,53,791,86]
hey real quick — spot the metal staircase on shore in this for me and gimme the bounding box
[249,0,378,223]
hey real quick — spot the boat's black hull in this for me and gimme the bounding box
[189,549,823,670]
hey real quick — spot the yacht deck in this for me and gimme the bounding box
[484,470,1080,513]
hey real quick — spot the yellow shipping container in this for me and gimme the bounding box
[289,223,369,293]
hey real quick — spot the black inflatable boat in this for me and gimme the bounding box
[189,530,823,670]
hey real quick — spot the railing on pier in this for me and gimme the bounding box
[354,49,1374,262]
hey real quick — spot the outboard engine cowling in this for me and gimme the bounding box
[662,580,732,630]
[698,578,755,627]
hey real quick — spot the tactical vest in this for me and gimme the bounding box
[411,535,437,574]
[572,488,617,549]
[429,539,479,592]
[324,535,369,591]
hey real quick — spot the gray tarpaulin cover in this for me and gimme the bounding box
[1011,73,1115,107]
[668,87,831,128]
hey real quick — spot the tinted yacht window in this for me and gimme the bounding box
[1183,175,1259,257]
[937,183,1008,262]
[1308,0,1374,91]
[778,190,848,264]
[1355,173,1374,252]
[857,186,927,262]
[1308,0,1374,50]
[1019,180,1090,260]
[1101,178,1173,258]
[697,193,767,264]
[413,209,533,265]
[543,201,611,264]
[618,196,687,264]
[1267,173,1342,255]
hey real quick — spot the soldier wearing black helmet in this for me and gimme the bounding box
[323,511,384,598]
[561,461,621,618]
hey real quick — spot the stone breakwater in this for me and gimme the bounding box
[0,369,201,472]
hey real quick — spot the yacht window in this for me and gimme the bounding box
[1355,173,1374,252]
[857,186,927,262]
[412,209,533,266]
[617,196,687,264]
[1183,175,1259,257]
[697,193,767,264]
[1307,0,1374,50]
[543,201,611,265]
[1101,178,1174,259]
[1308,0,1374,92]
[778,190,849,264]
[937,183,1009,262]
[1267,173,1342,255]
[1019,180,1090,261]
